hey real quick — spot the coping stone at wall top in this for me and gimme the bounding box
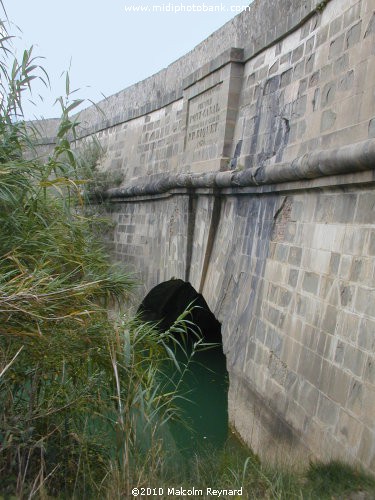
[182,48,244,90]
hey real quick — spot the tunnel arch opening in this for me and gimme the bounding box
[137,278,222,344]
[138,278,228,453]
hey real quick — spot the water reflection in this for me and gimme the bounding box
[166,344,229,457]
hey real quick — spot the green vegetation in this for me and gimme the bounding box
[105,439,375,499]
[0,15,374,500]
[304,460,375,499]
[315,0,329,13]
[75,138,123,201]
[0,20,189,498]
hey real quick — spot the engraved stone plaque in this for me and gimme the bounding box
[182,50,243,173]
[185,85,221,160]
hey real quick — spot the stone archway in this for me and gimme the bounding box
[137,278,221,344]
[138,278,228,451]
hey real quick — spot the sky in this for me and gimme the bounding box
[4,1,253,120]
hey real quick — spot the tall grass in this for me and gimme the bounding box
[0,20,190,498]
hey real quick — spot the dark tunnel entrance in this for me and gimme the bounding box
[137,278,222,344]
[137,278,228,455]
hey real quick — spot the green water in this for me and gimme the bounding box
[166,345,229,456]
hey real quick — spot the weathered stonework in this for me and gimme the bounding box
[35,0,375,473]
[182,48,244,173]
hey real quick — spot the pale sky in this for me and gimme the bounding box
[4,1,252,120]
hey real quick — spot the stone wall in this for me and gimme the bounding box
[215,186,375,470]
[36,0,375,472]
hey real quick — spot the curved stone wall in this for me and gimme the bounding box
[35,0,375,472]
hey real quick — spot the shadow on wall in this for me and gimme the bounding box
[137,278,222,344]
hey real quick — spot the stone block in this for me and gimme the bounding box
[264,75,280,95]
[269,60,279,76]
[334,340,345,364]
[268,352,288,386]
[343,2,362,28]
[369,118,375,138]
[321,109,337,132]
[321,305,338,335]
[310,11,321,33]
[280,51,291,65]
[337,410,363,449]
[343,345,366,378]
[308,324,321,351]
[355,286,375,316]
[299,380,320,416]
[309,70,320,87]
[329,16,343,38]
[364,11,375,38]
[350,257,373,285]
[298,347,323,387]
[305,35,315,54]
[329,252,340,274]
[298,78,308,97]
[317,393,340,426]
[278,287,293,308]
[302,271,320,294]
[326,366,350,405]
[355,192,375,224]
[316,224,345,253]
[292,44,304,63]
[329,34,345,59]
[268,282,279,303]
[300,18,311,41]
[264,303,281,329]
[316,24,329,47]
[305,53,315,74]
[345,21,362,49]
[358,426,375,470]
[285,398,308,432]
[293,60,306,80]
[295,292,307,318]
[338,254,352,280]
[317,331,329,357]
[364,356,375,385]
[333,53,349,74]
[338,282,354,308]
[337,70,354,92]
[336,310,360,344]
[362,384,375,428]
[288,246,303,266]
[280,68,293,87]
[319,359,333,394]
[312,87,320,111]
[284,368,300,397]
[302,248,331,275]
[265,327,283,355]
[275,243,289,262]
[288,268,299,287]
[292,95,307,118]
[358,318,375,352]
[281,336,302,373]
[321,82,336,108]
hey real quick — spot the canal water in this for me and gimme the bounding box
[165,343,229,457]
[136,278,231,457]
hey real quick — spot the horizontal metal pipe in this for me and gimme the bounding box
[102,139,375,200]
